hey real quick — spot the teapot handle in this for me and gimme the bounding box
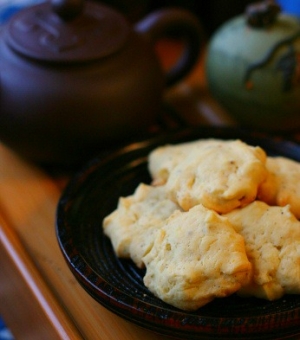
[135,8,205,87]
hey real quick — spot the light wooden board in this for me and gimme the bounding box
[0,144,169,339]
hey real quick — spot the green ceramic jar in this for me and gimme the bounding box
[206,1,300,130]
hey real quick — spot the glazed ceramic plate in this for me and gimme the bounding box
[56,127,300,339]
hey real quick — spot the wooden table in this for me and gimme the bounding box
[0,44,235,339]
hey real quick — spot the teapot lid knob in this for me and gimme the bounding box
[52,0,84,21]
[246,0,281,28]
[4,0,130,62]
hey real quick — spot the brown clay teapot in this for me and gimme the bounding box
[0,0,203,167]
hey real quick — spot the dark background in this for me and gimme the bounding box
[99,0,254,35]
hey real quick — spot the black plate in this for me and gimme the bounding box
[56,127,300,339]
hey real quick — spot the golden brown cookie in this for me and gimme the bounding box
[103,183,180,268]
[225,201,300,300]
[258,156,300,218]
[143,204,251,311]
[164,139,267,213]
[148,139,219,186]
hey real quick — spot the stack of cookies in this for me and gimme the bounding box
[103,139,300,311]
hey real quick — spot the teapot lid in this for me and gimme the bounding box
[4,0,130,62]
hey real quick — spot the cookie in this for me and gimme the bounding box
[225,201,300,300]
[103,183,180,268]
[258,156,300,218]
[143,204,251,311]
[164,139,267,213]
[148,138,219,186]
